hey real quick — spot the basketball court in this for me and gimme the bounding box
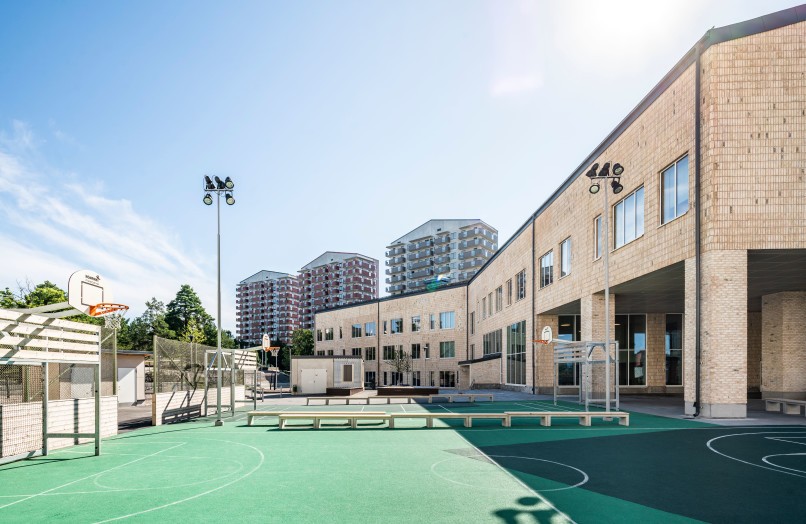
[1,398,804,523]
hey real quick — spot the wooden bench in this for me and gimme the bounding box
[428,393,495,403]
[506,411,630,427]
[765,398,806,416]
[371,395,430,404]
[248,411,386,425]
[306,396,370,406]
[278,412,390,429]
[389,412,509,428]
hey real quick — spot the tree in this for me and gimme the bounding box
[166,284,214,337]
[0,287,22,308]
[179,316,206,345]
[385,349,413,385]
[129,298,176,351]
[289,329,314,356]
[21,280,67,308]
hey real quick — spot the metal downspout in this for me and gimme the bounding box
[531,218,537,395]
[694,36,705,417]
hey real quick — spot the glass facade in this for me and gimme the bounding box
[615,314,646,386]
[665,314,683,385]
[506,320,526,385]
[557,315,581,386]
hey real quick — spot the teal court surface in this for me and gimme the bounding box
[1,399,805,523]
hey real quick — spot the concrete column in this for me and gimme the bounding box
[761,292,806,399]
[535,314,558,394]
[687,250,748,418]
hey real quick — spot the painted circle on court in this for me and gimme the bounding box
[431,454,588,492]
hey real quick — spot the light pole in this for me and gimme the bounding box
[585,162,624,413]
[203,175,235,426]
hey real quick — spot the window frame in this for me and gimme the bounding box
[439,341,456,358]
[516,270,526,300]
[661,155,690,224]
[539,250,554,288]
[594,215,602,260]
[614,186,645,249]
[560,237,571,278]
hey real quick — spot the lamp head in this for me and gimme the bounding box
[204,175,215,190]
[611,179,624,194]
[214,176,225,190]
[599,162,611,178]
[224,176,234,189]
[203,193,214,205]
[589,182,601,194]
[225,193,235,205]
[586,163,599,178]
[612,163,624,176]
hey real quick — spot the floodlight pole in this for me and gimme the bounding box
[215,193,223,426]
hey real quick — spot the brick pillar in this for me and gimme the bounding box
[761,292,806,400]
[580,293,615,343]
[684,257,697,413]
[535,314,558,394]
[696,250,748,417]
[646,314,666,391]
[747,312,762,394]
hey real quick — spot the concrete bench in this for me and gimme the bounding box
[306,396,370,406]
[765,398,806,416]
[370,395,430,404]
[389,412,509,428]
[506,411,630,427]
[428,393,495,403]
[249,410,386,425]
[279,412,390,429]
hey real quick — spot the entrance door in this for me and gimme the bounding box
[118,367,136,404]
[300,369,327,394]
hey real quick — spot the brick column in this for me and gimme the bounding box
[580,293,615,343]
[684,258,697,413]
[646,314,667,391]
[696,250,748,417]
[535,314,558,394]
[761,292,806,399]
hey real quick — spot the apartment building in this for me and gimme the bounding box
[299,252,378,330]
[235,270,300,345]
[315,6,806,418]
[385,219,498,295]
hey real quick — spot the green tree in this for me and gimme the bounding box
[179,316,206,345]
[0,287,22,308]
[23,280,67,307]
[385,349,413,385]
[129,298,176,351]
[166,285,215,340]
[290,329,314,355]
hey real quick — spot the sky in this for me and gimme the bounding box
[0,0,800,332]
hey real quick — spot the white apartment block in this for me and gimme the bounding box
[235,270,301,345]
[385,219,498,295]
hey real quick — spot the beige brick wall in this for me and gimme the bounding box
[761,292,806,399]
[747,311,762,392]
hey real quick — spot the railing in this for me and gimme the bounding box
[408,259,433,270]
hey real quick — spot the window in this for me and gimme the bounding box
[482,298,487,319]
[325,328,334,341]
[424,343,430,359]
[483,329,503,356]
[506,279,513,305]
[342,364,353,382]
[364,322,376,337]
[560,238,571,278]
[412,371,421,386]
[439,311,455,329]
[339,327,343,339]
[662,155,689,224]
[411,343,421,359]
[516,270,526,300]
[429,371,435,386]
[439,371,456,387]
[383,321,388,334]
[351,324,362,338]
[540,251,553,288]
[594,216,602,259]
[615,314,647,386]
[352,347,362,357]
[470,343,475,359]
[439,341,455,358]
[495,286,503,312]
[557,315,582,386]
[665,314,683,386]
[506,321,526,385]
[365,371,376,387]
[327,350,334,356]
[411,315,421,332]
[383,345,396,360]
[390,318,403,334]
[316,350,325,356]
[316,329,323,342]
[364,347,376,361]
[470,312,475,335]
[614,187,644,248]
[488,293,493,317]
[430,314,436,329]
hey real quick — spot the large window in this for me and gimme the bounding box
[516,270,527,300]
[662,155,689,224]
[411,343,421,359]
[351,347,362,357]
[351,324,362,338]
[316,329,323,342]
[411,315,421,332]
[557,315,581,386]
[488,293,493,317]
[364,347,376,361]
[506,279,513,305]
[481,298,487,319]
[560,238,571,278]
[439,341,455,358]
[594,215,602,259]
[665,314,683,386]
[540,251,553,288]
[390,318,403,334]
[614,187,644,248]
[439,371,456,387]
[412,371,421,386]
[506,321,526,385]
[325,328,334,341]
[483,329,502,356]
[365,322,376,337]
[470,312,475,335]
[495,286,503,312]
[382,345,397,360]
[615,314,646,386]
[439,311,455,329]
[430,314,436,329]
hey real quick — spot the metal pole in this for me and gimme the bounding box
[94,362,101,456]
[215,193,223,426]
[230,348,235,416]
[42,362,49,456]
[112,326,118,396]
[603,184,611,413]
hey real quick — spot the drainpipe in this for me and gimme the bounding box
[694,36,705,417]
[531,218,537,395]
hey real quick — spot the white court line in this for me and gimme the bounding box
[706,431,806,479]
[451,430,577,523]
[94,438,265,523]
[439,404,455,414]
[0,442,185,511]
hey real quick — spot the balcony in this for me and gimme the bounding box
[386,274,405,284]
[408,280,425,289]
[458,270,478,280]
[386,265,405,275]
[459,248,489,260]
[459,259,485,270]
[408,259,432,270]
[407,238,433,251]
[434,234,451,244]
[385,246,405,257]
[434,255,450,265]
[388,284,406,293]
[386,256,406,266]
[434,264,451,275]
[434,245,450,255]
[410,267,434,279]
[409,249,433,261]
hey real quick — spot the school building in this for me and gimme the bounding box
[313,6,806,417]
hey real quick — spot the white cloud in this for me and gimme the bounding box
[0,126,232,329]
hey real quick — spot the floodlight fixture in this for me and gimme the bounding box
[214,176,226,190]
[203,193,214,205]
[225,193,235,205]
[599,162,611,178]
[224,177,234,189]
[611,179,624,194]
[612,163,624,176]
[204,176,215,190]
[589,182,601,194]
[586,163,599,178]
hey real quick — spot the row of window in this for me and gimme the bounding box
[319,312,457,342]
[326,343,459,361]
[475,269,527,329]
[375,370,455,388]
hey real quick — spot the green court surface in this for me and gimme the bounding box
[1,400,805,523]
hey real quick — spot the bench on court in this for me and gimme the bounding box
[306,396,371,405]
[370,395,429,404]
[505,411,630,427]
[278,412,390,429]
[248,411,386,425]
[428,393,494,403]
[389,412,509,428]
[765,398,806,416]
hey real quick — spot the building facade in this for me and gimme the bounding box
[315,7,806,418]
[386,219,498,295]
[235,270,300,345]
[299,252,378,330]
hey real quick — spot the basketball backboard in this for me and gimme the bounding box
[67,270,128,317]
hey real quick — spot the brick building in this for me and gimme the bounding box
[235,270,300,345]
[385,219,498,295]
[314,6,806,418]
[299,252,378,330]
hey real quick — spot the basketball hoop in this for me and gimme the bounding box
[534,326,553,345]
[89,303,130,317]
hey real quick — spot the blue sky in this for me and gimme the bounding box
[0,0,798,331]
